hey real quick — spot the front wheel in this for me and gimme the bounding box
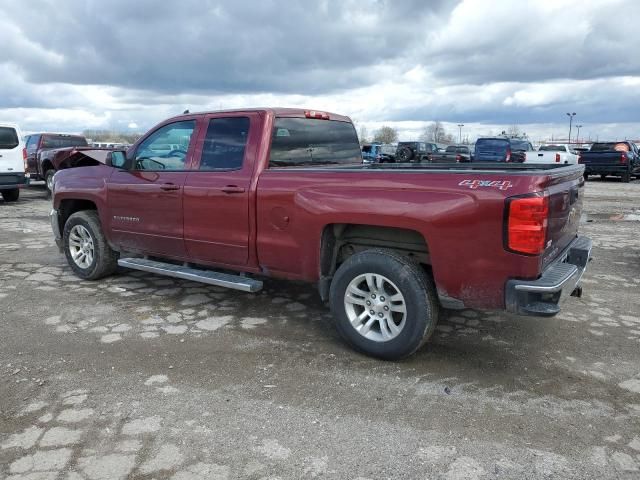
[1,188,19,202]
[63,210,118,280]
[329,249,439,360]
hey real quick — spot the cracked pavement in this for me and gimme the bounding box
[1,181,639,479]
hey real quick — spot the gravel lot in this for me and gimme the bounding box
[1,180,639,479]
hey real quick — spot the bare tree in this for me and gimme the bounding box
[506,125,521,137]
[358,125,369,145]
[373,126,399,144]
[421,121,450,143]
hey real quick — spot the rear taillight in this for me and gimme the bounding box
[578,155,583,164]
[555,153,560,163]
[505,194,549,255]
[22,148,28,170]
[505,148,511,162]
[455,154,461,162]
[620,153,627,164]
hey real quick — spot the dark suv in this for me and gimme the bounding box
[395,142,438,162]
[474,137,534,163]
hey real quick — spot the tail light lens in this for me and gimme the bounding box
[620,153,627,164]
[304,110,330,120]
[505,148,511,162]
[505,194,549,255]
[555,153,560,163]
[22,148,28,170]
[455,154,461,162]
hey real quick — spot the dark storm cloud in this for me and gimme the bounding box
[1,0,455,96]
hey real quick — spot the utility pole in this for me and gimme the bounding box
[566,112,576,144]
[575,124,582,144]
[457,124,464,144]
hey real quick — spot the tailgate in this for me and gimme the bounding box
[542,169,584,268]
[579,152,622,167]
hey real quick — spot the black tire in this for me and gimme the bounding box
[621,171,631,183]
[583,173,588,181]
[600,174,607,181]
[396,147,413,163]
[45,169,55,194]
[329,249,439,360]
[63,210,118,280]
[1,188,19,202]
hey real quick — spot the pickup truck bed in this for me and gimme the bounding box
[50,108,591,359]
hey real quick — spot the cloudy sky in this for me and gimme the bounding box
[1,0,639,142]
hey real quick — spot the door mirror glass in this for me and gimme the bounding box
[108,150,127,168]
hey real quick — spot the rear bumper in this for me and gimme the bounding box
[584,165,628,175]
[505,236,592,317]
[0,172,28,190]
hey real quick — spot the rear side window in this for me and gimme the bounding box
[269,118,361,167]
[476,139,509,152]
[41,135,88,148]
[0,127,19,150]
[199,117,250,170]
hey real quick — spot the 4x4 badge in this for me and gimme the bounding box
[459,179,513,190]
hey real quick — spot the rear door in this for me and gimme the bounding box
[0,125,24,179]
[183,113,261,266]
[106,119,198,257]
[474,138,509,162]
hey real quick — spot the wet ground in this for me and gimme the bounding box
[1,180,639,479]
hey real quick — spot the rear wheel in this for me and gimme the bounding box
[600,174,607,180]
[1,188,19,202]
[45,170,55,193]
[63,210,118,280]
[329,249,439,360]
[621,171,631,183]
[396,147,413,163]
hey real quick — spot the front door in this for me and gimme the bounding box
[107,119,198,258]
[183,114,260,266]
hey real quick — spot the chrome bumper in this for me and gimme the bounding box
[505,236,592,317]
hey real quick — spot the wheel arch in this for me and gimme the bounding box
[318,223,432,301]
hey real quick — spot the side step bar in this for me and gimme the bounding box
[117,258,263,293]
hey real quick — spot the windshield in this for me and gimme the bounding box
[41,135,88,149]
[269,118,361,167]
[475,138,509,152]
[590,142,629,152]
[0,127,19,149]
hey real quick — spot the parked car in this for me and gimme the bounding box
[0,123,28,202]
[51,108,591,359]
[429,145,473,163]
[578,141,640,182]
[474,137,534,163]
[24,133,89,189]
[361,143,396,163]
[395,141,438,162]
[527,144,579,165]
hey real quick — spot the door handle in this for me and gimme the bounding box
[221,185,245,194]
[160,183,180,191]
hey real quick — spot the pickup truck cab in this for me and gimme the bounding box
[0,123,28,202]
[50,108,591,359]
[25,133,89,189]
[579,141,640,182]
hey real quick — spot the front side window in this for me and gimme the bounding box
[199,117,250,170]
[269,118,361,167]
[0,127,19,150]
[134,120,195,171]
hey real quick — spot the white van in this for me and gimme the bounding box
[0,123,27,202]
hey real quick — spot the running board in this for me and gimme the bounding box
[117,258,263,292]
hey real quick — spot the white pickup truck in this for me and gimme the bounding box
[527,144,579,165]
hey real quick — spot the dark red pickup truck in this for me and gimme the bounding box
[50,108,591,359]
[25,133,89,190]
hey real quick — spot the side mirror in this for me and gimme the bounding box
[106,150,127,169]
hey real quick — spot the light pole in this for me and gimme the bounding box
[575,124,582,144]
[566,112,576,144]
[457,124,464,144]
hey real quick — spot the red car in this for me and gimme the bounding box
[50,108,591,359]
